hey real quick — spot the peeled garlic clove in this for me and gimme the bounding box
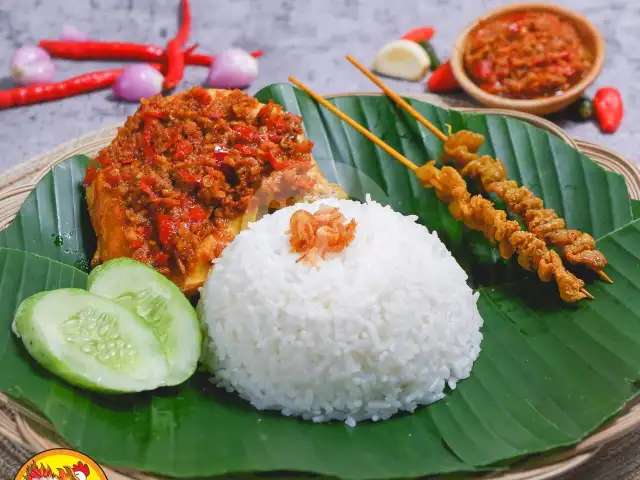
[372,39,431,81]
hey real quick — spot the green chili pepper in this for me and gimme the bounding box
[419,41,441,69]
[570,97,594,121]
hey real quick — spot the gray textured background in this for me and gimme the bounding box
[1,0,640,479]
[0,0,638,172]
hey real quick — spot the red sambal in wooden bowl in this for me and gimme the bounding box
[450,3,604,115]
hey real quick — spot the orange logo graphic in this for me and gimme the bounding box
[14,448,107,480]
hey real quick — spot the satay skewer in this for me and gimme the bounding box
[345,55,448,143]
[288,75,592,303]
[345,55,612,284]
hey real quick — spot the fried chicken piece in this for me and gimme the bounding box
[86,88,348,295]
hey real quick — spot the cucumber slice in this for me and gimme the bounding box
[88,258,201,386]
[12,288,168,393]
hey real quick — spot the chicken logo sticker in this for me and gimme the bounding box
[14,448,107,480]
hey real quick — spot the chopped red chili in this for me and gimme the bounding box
[129,238,144,249]
[139,176,156,197]
[157,214,175,245]
[234,144,256,156]
[82,163,100,185]
[155,252,170,264]
[175,139,194,160]
[264,150,290,170]
[189,205,208,221]
[232,123,259,142]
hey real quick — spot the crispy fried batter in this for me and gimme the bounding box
[442,130,608,276]
[416,161,586,302]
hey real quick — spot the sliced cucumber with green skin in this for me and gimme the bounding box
[88,258,201,386]
[12,289,168,393]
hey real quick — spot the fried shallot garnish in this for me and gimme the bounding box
[287,206,357,265]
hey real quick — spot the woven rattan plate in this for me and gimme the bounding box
[0,93,639,480]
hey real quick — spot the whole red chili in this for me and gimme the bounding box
[0,64,162,110]
[164,0,191,90]
[40,39,263,66]
[593,87,623,134]
[401,26,435,43]
[40,40,168,62]
[427,60,460,93]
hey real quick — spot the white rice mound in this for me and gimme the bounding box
[198,196,483,426]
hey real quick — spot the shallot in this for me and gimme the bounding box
[112,64,164,102]
[205,48,258,89]
[60,25,90,42]
[11,46,56,85]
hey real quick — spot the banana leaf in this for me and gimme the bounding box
[632,199,640,220]
[0,86,638,479]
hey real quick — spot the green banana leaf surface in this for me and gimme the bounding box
[0,85,637,479]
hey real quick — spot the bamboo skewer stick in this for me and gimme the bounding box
[288,76,417,172]
[345,55,612,286]
[287,75,593,302]
[599,271,613,283]
[345,55,448,143]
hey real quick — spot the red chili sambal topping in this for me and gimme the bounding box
[464,11,594,99]
[86,87,317,275]
[288,206,357,266]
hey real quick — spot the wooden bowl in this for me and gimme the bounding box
[450,3,605,116]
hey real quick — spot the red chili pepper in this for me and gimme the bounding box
[189,50,264,66]
[82,162,100,185]
[188,205,209,221]
[472,59,493,81]
[272,118,288,132]
[164,0,191,90]
[234,144,256,155]
[40,40,166,62]
[40,40,263,66]
[97,154,113,168]
[0,64,163,110]
[155,252,170,264]
[142,109,164,119]
[232,123,258,142]
[593,87,623,134]
[264,150,290,170]
[174,139,194,160]
[178,170,198,183]
[157,214,175,246]
[105,170,122,186]
[268,132,283,143]
[144,146,157,162]
[401,27,435,43]
[427,60,460,93]
[139,176,156,197]
[129,238,144,249]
